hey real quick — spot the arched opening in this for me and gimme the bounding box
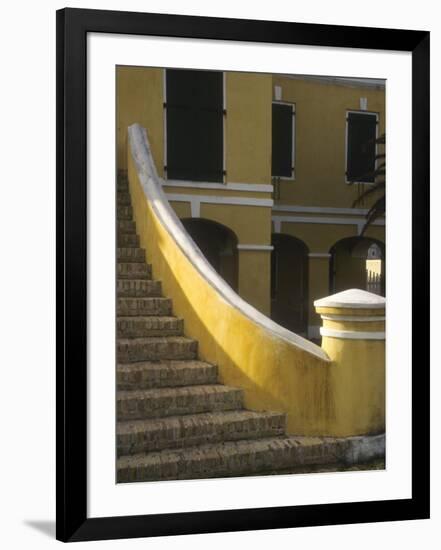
[329,236,385,296]
[271,234,309,335]
[181,218,239,292]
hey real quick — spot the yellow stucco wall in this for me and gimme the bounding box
[225,72,272,185]
[272,76,386,209]
[116,66,164,173]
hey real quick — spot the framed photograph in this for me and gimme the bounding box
[56,8,429,542]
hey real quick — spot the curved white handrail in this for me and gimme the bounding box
[128,123,329,361]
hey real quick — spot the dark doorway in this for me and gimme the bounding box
[271,234,309,334]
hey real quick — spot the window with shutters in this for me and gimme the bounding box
[165,69,224,183]
[345,111,378,183]
[272,102,295,179]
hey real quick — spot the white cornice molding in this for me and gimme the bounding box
[272,204,370,216]
[166,193,274,212]
[162,179,273,194]
[320,314,386,322]
[272,214,385,232]
[320,327,386,340]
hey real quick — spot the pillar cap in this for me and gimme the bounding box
[314,289,385,309]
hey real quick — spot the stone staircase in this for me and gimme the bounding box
[116,175,339,482]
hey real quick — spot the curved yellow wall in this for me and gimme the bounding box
[127,128,384,437]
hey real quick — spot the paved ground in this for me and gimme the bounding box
[261,458,385,476]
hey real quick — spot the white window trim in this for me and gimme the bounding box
[345,109,379,185]
[163,69,226,185]
[272,101,296,181]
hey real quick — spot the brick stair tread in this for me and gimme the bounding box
[117,384,244,420]
[117,247,146,262]
[117,220,136,234]
[117,410,286,454]
[116,436,336,482]
[118,336,195,346]
[117,297,172,316]
[117,335,197,363]
[117,263,152,279]
[117,316,183,338]
[117,360,218,389]
[117,280,162,297]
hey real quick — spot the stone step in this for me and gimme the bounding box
[117,279,161,298]
[117,384,244,421]
[117,205,133,221]
[117,410,287,455]
[117,336,197,363]
[117,436,336,482]
[117,247,146,263]
[117,233,140,248]
[117,297,172,317]
[117,193,131,206]
[117,316,183,338]
[117,220,136,234]
[117,360,218,390]
[118,262,152,280]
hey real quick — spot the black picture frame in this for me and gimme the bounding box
[56,8,430,542]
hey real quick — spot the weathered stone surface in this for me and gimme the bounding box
[117,192,131,206]
[117,384,244,421]
[117,220,136,234]
[116,434,385,482]
[117,410,286,454]
[117,262,151,280]
[117,336,197,363]
[117,360,218,390]
[117,247,146,263]
[117,279,162,298]
[117,205,133,220]
[117,316,183,338]
[118,233,140,247]
[117,297,172,316]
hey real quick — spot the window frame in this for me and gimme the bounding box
[163,68,226,184]
[271,100,296,181]
[345,109,379,185]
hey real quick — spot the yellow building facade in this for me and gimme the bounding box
[117,67,385,340]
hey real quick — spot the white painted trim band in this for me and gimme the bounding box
[321,314,386,322]
[272,214,385,228]
[237,244,274,251]
[320,327,386,340]
[273,204,370,216]
[163,179,273,193]
[167,193,273,209]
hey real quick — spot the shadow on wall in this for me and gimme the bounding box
[181,218,239,292]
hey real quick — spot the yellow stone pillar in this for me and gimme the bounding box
[307,253,331,340]
[314,289,385,436]
[237,244,272,316]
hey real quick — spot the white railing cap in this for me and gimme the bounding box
[314,289,386,309]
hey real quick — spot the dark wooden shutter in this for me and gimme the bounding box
[166,69,223,182]
[272,103,293,178]
[347,112,377,182]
